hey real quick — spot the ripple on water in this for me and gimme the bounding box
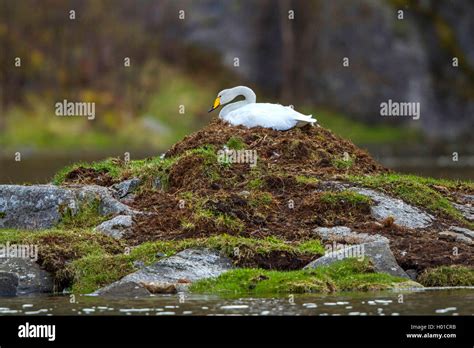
[0,288,471,316]
[24,309,48,315]
[220,305,249,310]
[435,307,457,314]
[0,308,19,314]
[119,308,153,313]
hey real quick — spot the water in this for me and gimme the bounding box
[0,151,473,184]
[0,151,157,184]
[0,289,472,316]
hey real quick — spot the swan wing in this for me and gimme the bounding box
[224,103,316,130]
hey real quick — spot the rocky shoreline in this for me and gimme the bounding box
[1,121,473,297]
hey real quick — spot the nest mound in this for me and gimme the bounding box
[57,120,473,273]
[129,120,389,243]
[166,119,387,178]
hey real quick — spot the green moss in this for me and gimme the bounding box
[129,145,223,189]
[127,240,178,262]
[191,199,245,232]
[0,229,32,245]
[128,156,176,191]
[190,258,406,295]
[181,145,223,181]
[248,178,264,190]
[418,265,474,287]
[68,254,134,293]
[1,228,124,288]
[248,191,273,207]
[331,155,354,170]
[0,212,6,219]
[192,234,324,259]
[52,158,122,185]
[296,239,326,255]
[226,136,247,150]
[180,219,196,230]
[57,199,109,229]
[191,268,334,294]
[67,234,324,293]
[295,175,319,185]
[320,190,372,207]
[52,144,222,191]
[6,229,420,294]
[348,173,473,227]
[214,213,245,232]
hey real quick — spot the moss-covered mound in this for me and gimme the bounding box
[165,119,387,177]
[55,120,389,243]
[418,265,474,287]
[47,120,474,291]
[190,258,413,295]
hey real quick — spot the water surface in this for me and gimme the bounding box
[0,289,471,316]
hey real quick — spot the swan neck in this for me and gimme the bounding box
[219,87,256,118]
[240,87,256,104]
[220,100,246,118]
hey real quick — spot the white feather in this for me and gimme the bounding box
[214,86,317,131]
[222,103,315,131]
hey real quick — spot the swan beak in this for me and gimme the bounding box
[208,97,221,113]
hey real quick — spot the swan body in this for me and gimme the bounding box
[208,86,317,131]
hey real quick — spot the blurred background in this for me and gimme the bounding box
[0,0,473,183]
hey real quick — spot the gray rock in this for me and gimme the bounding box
[459,194,474,204]
[313,226,388,244]
[316,181,350,192]
[0,272,18,296]
[111,178,141,199]
[73,185,136,217]
[449,226,474,239]
[437,226,474,246]
[405,269,418,281]
[91,281,151,297]
[304,240,409,279]
[452,202,474,222]
[132,260,145,269]
[0,184,137,230]
[94,215,133,239]
[0,258,54,296]
[94,248,233,297]
[0,185,76,229]
[439,230,473,246]
[351,187,434,229]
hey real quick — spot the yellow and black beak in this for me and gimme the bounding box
[208,97,221,113]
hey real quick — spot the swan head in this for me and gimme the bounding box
[208,86,256,113]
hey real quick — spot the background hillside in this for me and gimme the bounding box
[0,0,473,182]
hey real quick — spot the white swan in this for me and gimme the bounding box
[208,86,317,131]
